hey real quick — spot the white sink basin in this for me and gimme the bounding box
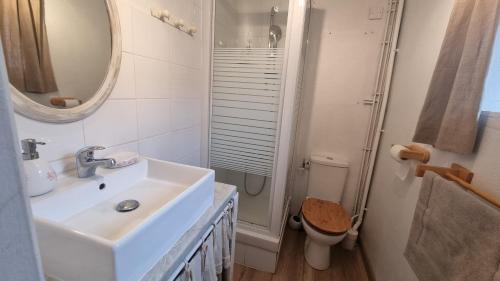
[30,157,215,281]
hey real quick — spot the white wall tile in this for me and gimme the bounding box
[170,65,202,99]
[116,0,134,52]
[171,99,201,130]
[110,52,136,99]
[15,115,85,162]
[135,55,170,98]
[170,31,191,66]
[137,99,170,138]
[178,150,201,166]
[171,126,201,161]
[132,8,171,61]
[138,133,174,161]
[83,100,138,147]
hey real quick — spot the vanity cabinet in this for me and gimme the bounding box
[140,184,238,281]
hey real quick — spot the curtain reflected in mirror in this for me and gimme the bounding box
[0,0,58,93]
[0,0,112,109]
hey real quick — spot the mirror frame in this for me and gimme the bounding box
[10,0,122,123]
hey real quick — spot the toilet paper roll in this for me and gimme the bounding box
[396,161,411,181]
[390,144,407,163]
[390,144,411,181]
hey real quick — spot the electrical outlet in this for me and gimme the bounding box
[368,7,384,20]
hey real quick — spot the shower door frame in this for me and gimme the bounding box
[207,0,310,240]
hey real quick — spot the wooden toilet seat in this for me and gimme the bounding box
[302,198,352,235]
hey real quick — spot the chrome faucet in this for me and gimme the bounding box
[76,146,116,178]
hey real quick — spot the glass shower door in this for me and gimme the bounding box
[210,0,289,227]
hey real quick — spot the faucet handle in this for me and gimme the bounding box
[76,146,106,159]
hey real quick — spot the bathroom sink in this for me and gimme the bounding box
[30,157,215,281]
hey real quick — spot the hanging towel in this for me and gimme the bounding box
[221,211,232,281]
[202,233,218,281]
[404,172,500,281]
[213,209,234,281]
[190,250,203,281]
[213,218,224,279]
[175,250,203,281]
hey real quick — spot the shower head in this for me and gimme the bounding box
[269,25,282,48]
[269,6,281,48]
[271,6,279,16]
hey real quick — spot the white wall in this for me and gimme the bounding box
[361,1,500,280]
[290,0,388,214]
[14,0,210,174]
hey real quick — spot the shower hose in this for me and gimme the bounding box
[243,173,267,197]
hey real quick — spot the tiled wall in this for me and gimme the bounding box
[214,0,239,47]
[14,0,209,173]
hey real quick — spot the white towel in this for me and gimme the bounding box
[405,172,500,281]
[175,250,203,281]
[190,250,203,281]
[211,210,234,281]
[202,233,218,281]
[213,220,223,276]
[222,211,232,271]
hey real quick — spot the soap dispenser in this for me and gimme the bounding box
[21,139,57,196]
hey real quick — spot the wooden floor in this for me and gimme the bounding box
[233,229,370,281]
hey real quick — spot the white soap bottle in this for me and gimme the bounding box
[21,139,57,197]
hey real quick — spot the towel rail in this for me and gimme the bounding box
[416,163,500,208]
[166,200,235,281]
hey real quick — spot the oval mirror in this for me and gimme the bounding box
[0,0,121,123]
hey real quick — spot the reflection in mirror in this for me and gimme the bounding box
[0,0,112,109]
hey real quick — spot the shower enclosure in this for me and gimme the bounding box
[209,0,310,271]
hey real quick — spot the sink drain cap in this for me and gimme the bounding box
[116,200,140,212]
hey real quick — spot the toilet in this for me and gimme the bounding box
[301,154,351,270]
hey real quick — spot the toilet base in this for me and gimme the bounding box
[304,236,331,270]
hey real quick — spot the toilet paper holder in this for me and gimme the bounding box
[397,144,431,163]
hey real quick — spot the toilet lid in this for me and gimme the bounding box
[302,198,351,235]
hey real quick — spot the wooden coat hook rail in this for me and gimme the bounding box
[416,163,500,208]
[399,144,431,163]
